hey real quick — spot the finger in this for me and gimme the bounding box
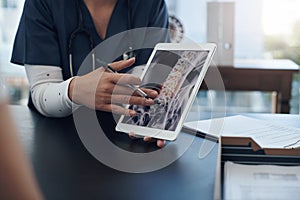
[110,73,142,85]
[111,95,154,106]
[110,85,141,96]
[129,132,144,139]
[109,57,135,72]
[96,104,136,116]
[139,88,158,99]
[129,132,136,139]
[143,137,153,142]
[95,92,153,105]
[99,73,141,94]
[157,140,166,148]
[111,85,158,99]
[143,137,166,148]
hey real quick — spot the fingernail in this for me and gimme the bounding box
[150,91,158,96]
[158,140,166,148]
[129,132,135,138]
[145,99,153,105]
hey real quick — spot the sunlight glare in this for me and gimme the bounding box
[263,0,300,35]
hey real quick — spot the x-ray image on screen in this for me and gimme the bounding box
[122,50,209,131]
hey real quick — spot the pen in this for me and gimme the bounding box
[96,59,149,98]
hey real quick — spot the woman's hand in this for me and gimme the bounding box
[144,137,166,148]
[68,58,165,148]
[68,58,158,116]
[129,133,166,148]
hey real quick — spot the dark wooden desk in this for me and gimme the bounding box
[11,106,300,200]
[202,59,299,113]
[11,106,218,200]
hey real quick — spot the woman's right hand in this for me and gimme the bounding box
[68,58,158,116]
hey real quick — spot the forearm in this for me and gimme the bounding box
[0,103,43,200]
[25,65,80,117]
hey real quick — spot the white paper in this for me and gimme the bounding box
[224,161,300,200]
[183,115,300,149]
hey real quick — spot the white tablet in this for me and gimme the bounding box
[116,43,216,141]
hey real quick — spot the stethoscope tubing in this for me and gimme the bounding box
[68,0,133,77]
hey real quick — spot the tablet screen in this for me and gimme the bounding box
[121,49,209,131]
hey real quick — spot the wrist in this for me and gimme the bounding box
[68,77,76,102]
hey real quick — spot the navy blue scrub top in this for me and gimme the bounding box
[11,0,169,80]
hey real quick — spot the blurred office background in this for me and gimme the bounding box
[0,0,28,104]
[1,0,300,113]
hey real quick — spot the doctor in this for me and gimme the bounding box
[11,0,169,147]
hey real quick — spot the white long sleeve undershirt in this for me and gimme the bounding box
[25,65,81,117]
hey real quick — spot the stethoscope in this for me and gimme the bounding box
[68,0,135,77]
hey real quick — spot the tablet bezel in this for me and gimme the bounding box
[116,43,216,141]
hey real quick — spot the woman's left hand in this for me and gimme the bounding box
[129,133,166,148]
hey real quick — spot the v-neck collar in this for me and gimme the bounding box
[80,0,121,44]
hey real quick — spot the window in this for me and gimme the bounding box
[1,0,18,8]
[0,0,27,104]
[166,0,300,62]
[165,0,300,113]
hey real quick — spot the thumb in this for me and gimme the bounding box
[109,57,135,72]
